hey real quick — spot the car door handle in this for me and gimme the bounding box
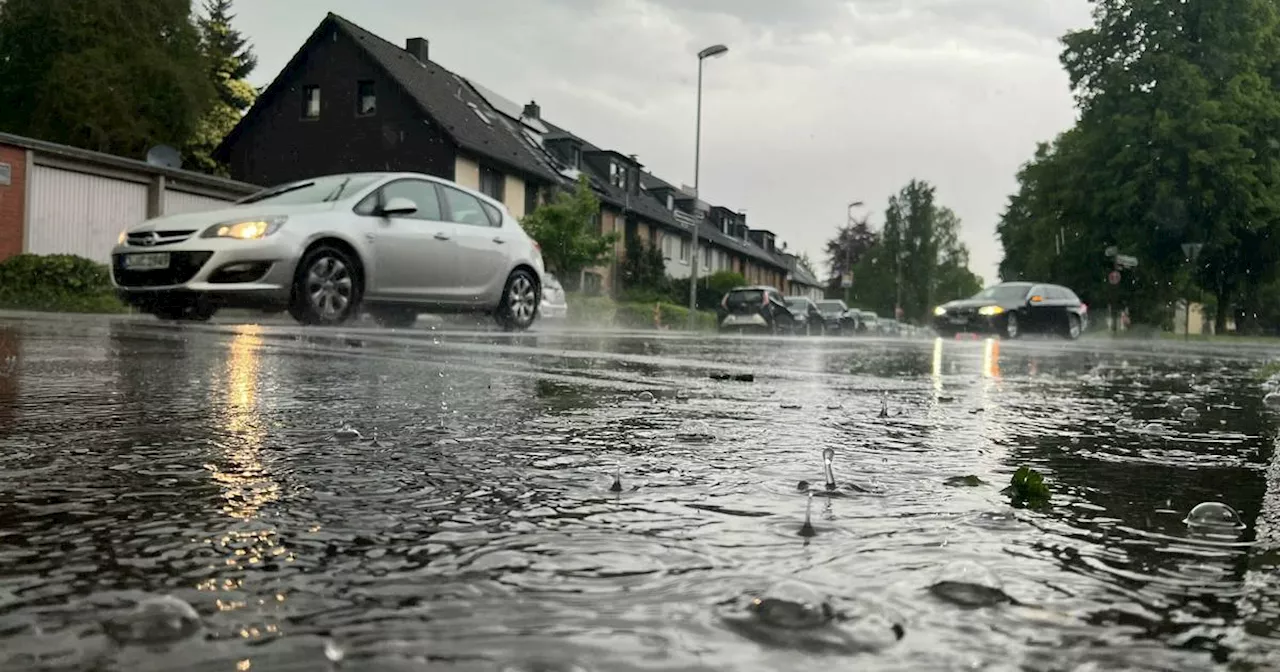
[434,232,451,240]
[492,236,506,244]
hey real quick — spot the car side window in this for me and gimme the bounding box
[355,179,442,220]
[480,201,503,227]
[440,186,493,227]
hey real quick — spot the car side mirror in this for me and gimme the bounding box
[380,197,418,217]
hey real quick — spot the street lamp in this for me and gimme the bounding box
[1182,242,1204,340]
[843,201,864,304]
[688,43,729,328]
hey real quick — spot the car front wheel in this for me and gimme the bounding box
[1065,313,1082,340]
[1004,312,1021,339]
[289,245,363,326]
[496,269,539,331]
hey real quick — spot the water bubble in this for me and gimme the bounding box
[928,561,1012,608]
[636,391,655,402]
[103,595,202,646]
[1166,394,1186,411]
[826,402,842,410]
[747,580,832,629]
[1180,406,1200,421]
[781,402,802,410]
[1184,502,1245,530]
[324,639,344,663]
[333,424,362,442]
[1266,392,1280,409]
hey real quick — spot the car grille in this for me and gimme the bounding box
[125,229,197,247]
[113,251,213,287]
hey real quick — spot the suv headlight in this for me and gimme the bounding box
[200,216,288,240]
[933,306,946,316]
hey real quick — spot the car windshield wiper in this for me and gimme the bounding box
[322,177,352,202]
[238,181,316,204]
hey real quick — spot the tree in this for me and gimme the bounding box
[824,213,876,291]
[0,0,213,160]
[999,0,1280,332]
[187,0,257,174]
[618,240,665,293]
[520,176,618,290]
[796,252,819,279]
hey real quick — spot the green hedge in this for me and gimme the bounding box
[0,254,127,313]
[569,292,715,330]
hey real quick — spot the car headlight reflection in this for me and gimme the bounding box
[978,305,1005,316]
[201,216,288,240]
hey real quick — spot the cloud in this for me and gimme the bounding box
[234,0,1094,283]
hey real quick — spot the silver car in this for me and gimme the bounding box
[110,172,546,330]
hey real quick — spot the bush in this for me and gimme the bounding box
[565,293,617,326]
[567,292,716,331]
[0,254,126,313]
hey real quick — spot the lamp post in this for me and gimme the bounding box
[688,43,729,329]
[843,201,864,305]
[1182,242,1204,340]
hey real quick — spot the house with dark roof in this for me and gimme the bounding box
[214,13,797,298]
[213,13,558,222]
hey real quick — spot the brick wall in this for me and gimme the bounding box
[0,144,25,260]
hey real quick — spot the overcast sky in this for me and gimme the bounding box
[232,0,1093,284]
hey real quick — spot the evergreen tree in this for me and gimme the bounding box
[187,0,258,174]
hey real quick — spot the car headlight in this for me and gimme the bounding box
[200,216,288,240]
[117,229,128,245]
[979,305,1005,316]
[933,306,946,316]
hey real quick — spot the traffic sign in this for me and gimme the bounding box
[1108,270,1121,285]
[840,272,852,289]
[1114,254,1138,269]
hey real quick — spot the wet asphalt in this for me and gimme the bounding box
[3,312,1280,671]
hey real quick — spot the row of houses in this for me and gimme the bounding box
[0,12,825,300]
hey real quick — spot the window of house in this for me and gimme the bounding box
[302,85,321,119]
[592,211,604,234]
[679,238,690,263]
[479,167,505,202]
[354,179,442,220]
[571,147,582,169]
[666,194,674,211]
[610,163,626,188]
[356,80,376,116]
[704,247,712,269]
[441,185,494,227]
[661,234,673,260]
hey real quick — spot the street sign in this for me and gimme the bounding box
[840,273,852,289]
[1108,270,1121,285]
[1114,254,1138,269]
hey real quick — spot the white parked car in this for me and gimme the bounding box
[540,273,568,321]
[110,172,546,330]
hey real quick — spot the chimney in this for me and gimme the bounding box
[523,100,540,120]
[405,37,429,63]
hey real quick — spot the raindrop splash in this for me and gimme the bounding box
[609,463,623,492]
[799,492,816,537]
[822,447,837,491]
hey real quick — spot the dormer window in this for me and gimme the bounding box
[571,146,581,169]
[609,162,626,188]
[667,194,674,211]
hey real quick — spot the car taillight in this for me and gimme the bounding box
[1081,303,1088,313]
[721,294,728,310]
[761,293,768,307]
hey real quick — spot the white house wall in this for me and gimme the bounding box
[165,188,235,215]
[27,166,147,262]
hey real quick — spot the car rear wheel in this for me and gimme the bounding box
[495,269,539,331]
[1004,313,1020,339]
[371,307,418,329]
[289,245,363,326]
[1065,313,1082,340]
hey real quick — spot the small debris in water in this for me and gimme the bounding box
[733,373,755,382]
[944,475,987,487]
[1003,466,1050,509]
[710,373,731,381]
[928,561,1015,608]
[781,402,802,409]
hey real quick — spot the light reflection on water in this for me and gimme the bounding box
[0,318,1278,670]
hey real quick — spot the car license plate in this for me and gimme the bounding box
[123,253,170,270]
[949,315,967,325]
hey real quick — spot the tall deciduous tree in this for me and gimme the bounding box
[521,177,618,290]
[0,0,212,159]
[824,214,876,291]
[1000,0,1280,331]
[188,0,257,174]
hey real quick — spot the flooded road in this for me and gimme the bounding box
[2,313,1280,671]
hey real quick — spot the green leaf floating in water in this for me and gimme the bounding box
[944,475,987,487]
[1003,466,1051,509]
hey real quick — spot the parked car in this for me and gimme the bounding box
[815,299,859,334]
[540,273,568,321]
[784,297,826,335]
[110,172,546,330]
[933,281,1088,339]
[717,286,797,334]
[856,310,880,334]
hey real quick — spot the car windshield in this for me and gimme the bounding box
[816,301,844,312]
[972,284,1031,302]
[238,175,380,205]
[784,298,806,307]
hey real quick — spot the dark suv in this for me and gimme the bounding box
[717,286,796,334]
